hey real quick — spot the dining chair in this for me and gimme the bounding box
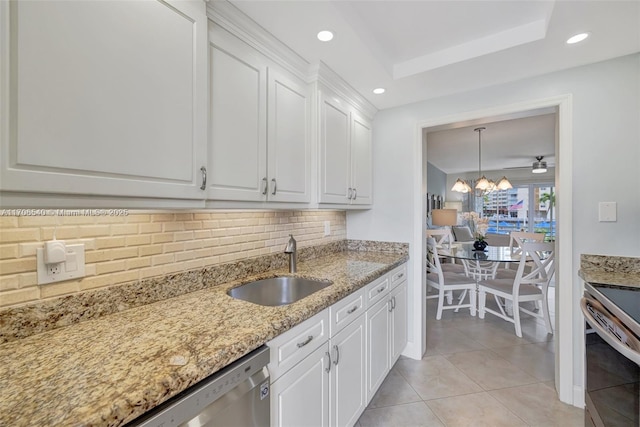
[477,241,555,337]
[426,237,477,320]
[495,231,546,279]
[426,229,466,274]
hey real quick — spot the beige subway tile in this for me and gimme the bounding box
[0,257,36,275]
[151,213,175,222]
[175,251,195,262]
[85,250,111,264]
[163,242,185,253]
[16,216,57,227]
[41,226,80,240]
[139,223,163,234]
[163,222,185,232]
[139,244,163,257]
[152,233,174,244]
[193,248,214,258]
[77,225,111,238]
[1,244,19,259]
[125,235,152,246]
[125,214,151,223]
[152,253,174,266]
[95,236,126,249]
[163,263,186,275]
[174,231,194,242]
[200,256,221,267]
[126,257,151,270]
[60,216,100,225]
[175,213,193,221]
[139,265,165,279]
[184,240,204,251]
[184,221,203,230]
[201,220,220,229]
[110,224,138,236]
[193,213,213,220]
[95,260,127,275]
[80,270,138,291]
[180,259,205,271]
[83,264,97,277]
[0,275,20,291]
[19,272,37,288]
[0,216,19,227]
[194,230,212,239]
[0,228,40,243]
[201,238,220,248]
[0,287,40,307]
[40,280,81,299]
[110,247,139,260]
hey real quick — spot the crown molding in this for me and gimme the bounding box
[310,62,378,120]
[206,0,310,82]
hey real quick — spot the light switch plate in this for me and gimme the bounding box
[598,202,617,222]
[324,221,331,236]
[37,243,85,285]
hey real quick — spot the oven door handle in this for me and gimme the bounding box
[581,297,640,366]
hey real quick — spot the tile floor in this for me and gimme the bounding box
[356,289,584,426]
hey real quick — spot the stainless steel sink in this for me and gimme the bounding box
[228,277,332,306]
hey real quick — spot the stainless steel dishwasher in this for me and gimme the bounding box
[129,345,270,427]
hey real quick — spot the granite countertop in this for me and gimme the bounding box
[579,254,640,289]
[0,249,407,427]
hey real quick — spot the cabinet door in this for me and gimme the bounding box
[366,297,390,402]
[208,25,267,201]
[350,112,373,205]
[319,93,351,204]
[331,316,366,427]
[0,0,207,200]
[267,69,310,202]
[389,281,408,367]
[271,343,330,427]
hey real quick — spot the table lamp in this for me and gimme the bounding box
[432,208,458,250]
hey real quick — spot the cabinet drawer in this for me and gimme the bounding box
[268,309,329,381]
[329,288,365,337]
[389,264,407,290]
[365,275,390,308]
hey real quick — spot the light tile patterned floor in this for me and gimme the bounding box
[357,290,583,426]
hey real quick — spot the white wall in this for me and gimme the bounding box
[347,53,640,401]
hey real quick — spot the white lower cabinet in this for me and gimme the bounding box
[270,343,331,427]
[270,263,407,427]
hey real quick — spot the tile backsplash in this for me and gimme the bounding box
[0,210,346,308]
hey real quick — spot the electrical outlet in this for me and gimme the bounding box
[324,221,331,236]
[37,243,85,285]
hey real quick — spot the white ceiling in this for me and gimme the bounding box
[228,0,640,111]
[225,0,639,172]
[426,110,556,174]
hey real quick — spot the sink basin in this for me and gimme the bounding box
[228,277,332,306]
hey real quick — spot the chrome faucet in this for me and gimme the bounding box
[284,234,297,273]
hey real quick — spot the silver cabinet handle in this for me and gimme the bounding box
[347,188,353,200]
[395,273,404,280]
[333,344,339,365]
[261,177,268,195]
[326,351,332,373]
[392,296,397,310]
[347,305,358,314]
[200,166,207,190]
[353,188,357,200]
[297,335,313,348]
[377,286,385,294]
[388,300,393,312]
[271,178,277,195]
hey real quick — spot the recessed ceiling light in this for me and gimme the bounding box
[373,88,385,95]
[566,32,589,44]
[317,30,334,42]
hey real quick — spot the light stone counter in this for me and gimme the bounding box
[579,254,640,289]
[0,244,408,426]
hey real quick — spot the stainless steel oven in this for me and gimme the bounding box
[581,282,640,426]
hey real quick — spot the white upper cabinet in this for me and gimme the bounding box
[318,88,373,207]
[207,24,310,203]
[319,94,351,204]
[0,0,208,200]
[350,112,373,205]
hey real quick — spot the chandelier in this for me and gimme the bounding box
[451,127,512,194]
